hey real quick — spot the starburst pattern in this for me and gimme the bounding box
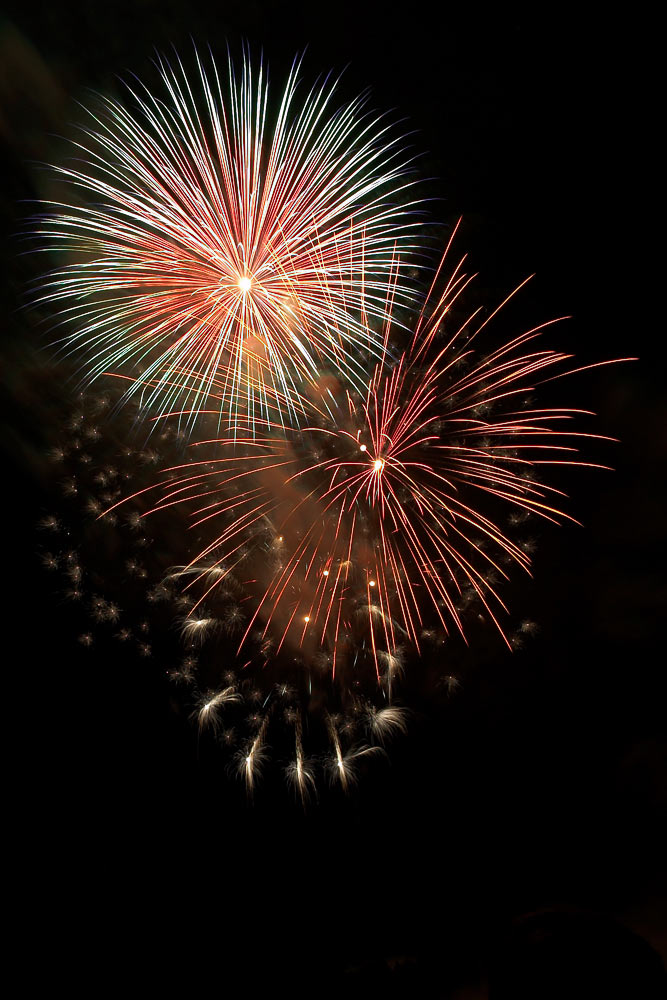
[34,47,422,434]
[111,230,627,692]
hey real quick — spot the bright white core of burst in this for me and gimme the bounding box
[238,276,252,293]
[373,458,385,472]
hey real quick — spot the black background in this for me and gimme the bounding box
[2,3,664,994]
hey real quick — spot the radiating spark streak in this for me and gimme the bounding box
[194,685,242,733]
[285,714,316,803]
[365,704,409,744]
[237,715,269,793]
[180,613,219,645]
[325,714,383,790]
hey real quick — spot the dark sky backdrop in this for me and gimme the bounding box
[2,3,664,995]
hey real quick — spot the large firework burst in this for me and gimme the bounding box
[33,47,422,434]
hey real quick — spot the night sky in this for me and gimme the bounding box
[3,4,665,996]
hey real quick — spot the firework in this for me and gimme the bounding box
[235,714,270,794]
[194,685,242,734]
[284,710,317,804]
[34,47,422,434]
[111,229,627,701]
[325,713,383,791]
